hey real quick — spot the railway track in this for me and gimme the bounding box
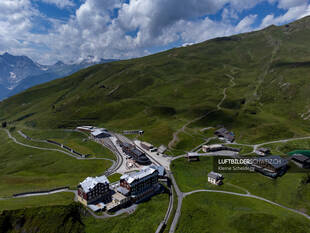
[100,135,124,176]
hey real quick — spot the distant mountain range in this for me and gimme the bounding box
[0,53,118,100]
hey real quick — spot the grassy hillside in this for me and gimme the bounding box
[171,157,310,214]
[1,17,310,148]
[0,193,169,233]
[0,203,84,233]
[0,192,75,212]
[0,129,112,197]
[176,192,310,233]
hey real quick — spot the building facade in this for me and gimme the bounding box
[291,154,310,169]
[119,167,159,202]
[214,128,235,142]
[251,155,288,178]
[78,175,111,206]
[208,171,223,185]
[187,152,200,162]
[141,142,154,151]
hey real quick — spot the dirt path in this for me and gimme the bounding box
[253,33,280,101]
[168,74,236,150]
[225,136,310,153]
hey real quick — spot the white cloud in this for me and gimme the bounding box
[299,4,310,18]
[277,0,308,9]
[0,0,37,53]
[178,14,257,44]
[235,14,258,32]
[260,3,310,28]
[39,0,75,9]
[1,0,310,65]
[43,0,264,63]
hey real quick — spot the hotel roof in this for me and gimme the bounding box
[208,171,223,179]
[80,175,110,193]
[121,167,157,184]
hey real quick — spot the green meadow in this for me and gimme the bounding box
[171,157,310,214]
[0,129,112,197]
[176,192,310,233]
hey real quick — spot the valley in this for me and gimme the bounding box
[1,16,310,233]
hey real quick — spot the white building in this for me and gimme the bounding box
[119,167,159,202]
[202,144,224,152]
[77,175,111,205]
[91,129,110,139]
[208,171,223,185]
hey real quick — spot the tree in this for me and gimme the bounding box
[1,122,7,128]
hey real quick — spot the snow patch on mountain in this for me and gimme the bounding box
[0,53,118,100]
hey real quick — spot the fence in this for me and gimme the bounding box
[13,186,70,197]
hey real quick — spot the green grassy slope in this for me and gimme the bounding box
[1,17,310,147]
[171,157,310,214]
[0,192,75,212]
[0,129,112,197]
[0,193,169,233]
[176,192,310,233]
[19,127,116,159]
[0,203,84,233]
[84,193,169,233]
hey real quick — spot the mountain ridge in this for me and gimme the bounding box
[0,53,118,100]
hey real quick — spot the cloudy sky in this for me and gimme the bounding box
[1,0,309,64]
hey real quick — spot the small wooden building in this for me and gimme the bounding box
[251,155,288,178]
[186,152,200,162]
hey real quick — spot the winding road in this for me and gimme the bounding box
[184,189,310,220]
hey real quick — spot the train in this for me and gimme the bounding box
[117,141,151,165]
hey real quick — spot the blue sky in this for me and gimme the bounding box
[0,0,309,64]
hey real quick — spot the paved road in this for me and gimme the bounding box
[86,204,138,219]
[168,172,183,233]
[191,136,217,153]
[168,186,310,233]
[184,189,310,221]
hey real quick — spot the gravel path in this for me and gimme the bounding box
[171,151,238,161]
[226,136,310,153]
